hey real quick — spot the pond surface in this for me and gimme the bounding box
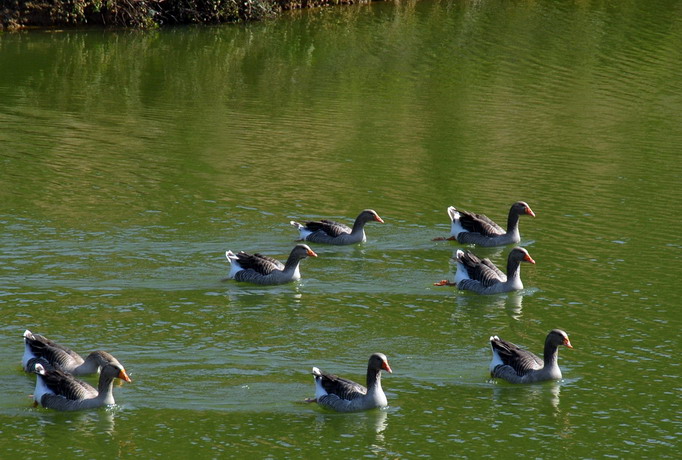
[1,0,680,457]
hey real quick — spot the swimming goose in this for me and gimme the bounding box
[225,244,317,285]
[489,329,573,383]
[434,247,535,294]
[290,209,384,245]
[306,353,392,412]
[434,201,535,246]
[23,329,126,376]
[33,361,132,411]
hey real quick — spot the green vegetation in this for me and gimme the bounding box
[1,0,369,30]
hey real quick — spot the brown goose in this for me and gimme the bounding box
[22,330,126,376]
[489,329,573,383]
[306,353,392,412]
[225,244,317,285]
[290,209,384,245]
[434,201,535,246]
[434,247,535,294]
[33,361,132,411]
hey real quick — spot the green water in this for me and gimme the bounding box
[1,0,680,457]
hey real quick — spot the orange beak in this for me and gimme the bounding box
[525,254,536,264]
[564,338,573,349]
[526,206,536,217]
[375,215,384,223]
[382,361,393,373]
[307,249,318,257]
[118,369,133,383]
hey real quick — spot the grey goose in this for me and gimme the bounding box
[290,209,384,245]
[435,201,535,246]
[23,329,126,376]
[225,244,317,285]
[33,360,131,411]
[434,247,535,294]
[489,329,573,383]
[306,353,392,412]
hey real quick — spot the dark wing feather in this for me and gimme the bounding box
[460,251,506,286]
[26,334,83,368]
[236,252,284,275]
[40,368,98,400]
[459,211,506,236]
[25,357,54,373]
[305,219,352,237]
[319,372,367,400]
[492,338,543,375]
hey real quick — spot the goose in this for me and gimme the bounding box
[306,353,392,412]
[489,329,573,383]
[22,329,126,376]
[434,247,535,294]
[225,244,317,285]
[290,209,384,245]
[434,201,535,246]
[32,360,131,411]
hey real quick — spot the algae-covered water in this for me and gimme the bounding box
[1,0,680,457]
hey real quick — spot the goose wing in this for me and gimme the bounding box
[235,252,284,275]
[491,337,543,375]
[459,251,506,286]
[39,368,98,400]
[459,211,506,236]
[317,371,367,400]
[305,219,352,237]
[24,331,83,369]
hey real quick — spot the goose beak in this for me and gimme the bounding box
[564,338,573,349]
[526,206,536,217]
[524,254,536,264]
[118,369,133,383]
[375,215,385,223]
[382,361,393,373]
[307,249,318,257]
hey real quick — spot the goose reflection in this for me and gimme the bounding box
[490,380,562,414]
[505,292,524,320]
[36,408,117,438]
[312,408,389,445]
[454,291,525,321]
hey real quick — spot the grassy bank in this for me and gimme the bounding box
[1,0,371,30]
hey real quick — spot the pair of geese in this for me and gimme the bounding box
[22,330,132,411]
[225,202,572,412]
